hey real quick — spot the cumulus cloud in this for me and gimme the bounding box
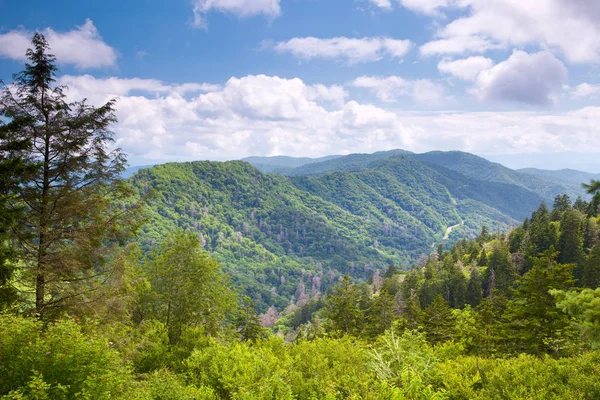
[399,0,457,16]
[271,36,412,64]
[419,0,600,63]
[57,75,220,105]
[58,73,600,163]
[350,76,447,106]
[368,0,393,10]
[0,19,117,69]
[572,83,600,98]
[438,56,494,81]
[192,0,281,28]
[472,50,567,105]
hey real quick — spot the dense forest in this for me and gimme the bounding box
[1,35,600,399]
[129,149,593,311]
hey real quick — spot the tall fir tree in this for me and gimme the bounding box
[502,250,578,356]
[466,267,483,308]
[420,295,456,344]
[582,243,600,289]
[325,275,363,335]
[0,34,142,319]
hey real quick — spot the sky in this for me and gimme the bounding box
[1,0,599,169]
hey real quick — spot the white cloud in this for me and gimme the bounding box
[58,75,220,105]
[399,0,457,16]
[472,50,567,105]
[438,56,494,81]
[369,0,393,10]
[419,0,600,63]
[572,83,600,98]
[350,76,447,106]
[351,76,409,102]
[58,73,600,163]
[271,37,412,64]
[0,19,117,69]
[192,0,281,28]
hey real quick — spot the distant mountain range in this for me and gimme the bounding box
[127,150,595,310]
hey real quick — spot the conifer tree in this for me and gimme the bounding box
[502,250,578,356]
[482,242,515,298]
[325,275,363,335]
[466,267,483,308]
[583,180,600,216]
[557,209,584,266]
[582,243,600,289]
[421,295,456,344]
[0,34,141,319]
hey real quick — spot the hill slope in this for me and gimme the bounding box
[130,153,567,310]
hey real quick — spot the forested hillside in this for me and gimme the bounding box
[130,151,592,310]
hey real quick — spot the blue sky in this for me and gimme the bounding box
[1,0,599,169]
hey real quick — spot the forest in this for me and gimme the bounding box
[1,35,600,400]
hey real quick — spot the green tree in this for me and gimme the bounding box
[557,209,584,266]
[552,288,600,349]
[0,34,139,319]
[581,243,600,289]
[365,288,398,337]
[421,295,456,344]
[143,230,235,343]
[236,295,266,342]
[502,250,578,356]
[482,242,515,298]
[466,267,483,308]
[325,275,363,335]
[582,179,600,216]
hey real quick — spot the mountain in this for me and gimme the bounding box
[247,150,590,205]
[130,150,587,311]
[122,165,155,179]
[241,155,341,174]
[518,168,600,185]
[486,152,600,172]
[411,151,588,203]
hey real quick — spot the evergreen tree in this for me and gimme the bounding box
[421,295,456,344]
[482,242,515,298]
[466,267,483,308]
[365,288,397,337]
[446,262,467,308]
[236,296,266,341]
[557,209,584,266]
[477,249,488,267]
[582,243,600,289]
[325,275,363,335]
[551,194,571,220]
[582,180,600,216]
[0,34,140,319]
[402,290,422,330]
[383,263,399,278]
[502,250,578,356]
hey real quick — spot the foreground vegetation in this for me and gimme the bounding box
[1,35,600,399]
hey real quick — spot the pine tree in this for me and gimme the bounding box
[0,34,141,319]
[466,267,483,308]
[482,242,515,298]
[420,295,456,344]
[557,209,584,266]
[582,243,600,289]
[365,288,397,337]
[583,180,600,216]
[502,250,578,356]
[236,296,266,342]
[325,275,363,335]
